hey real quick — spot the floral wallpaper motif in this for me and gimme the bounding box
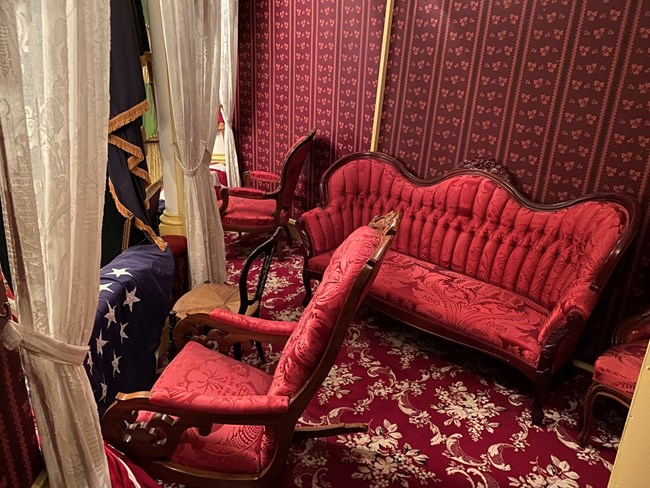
[237,0,386,213]
[237,0,650,358]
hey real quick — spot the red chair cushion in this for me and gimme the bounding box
[268,226,381,397]
[593,339,649,398]
[161,235,187,257]
[309,249,549,366]
[146,342,276,474]
[221,196,288,228]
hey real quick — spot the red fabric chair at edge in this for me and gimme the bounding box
[218,129,316,244]
[579,307,650,445]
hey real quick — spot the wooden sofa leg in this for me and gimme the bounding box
[579,382,598,446]
[282,224,293,246]
[532,374,551,426]
[168,310,177,360]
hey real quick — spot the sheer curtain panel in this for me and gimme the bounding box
[220,0,240,187]
[159,0,227,288]
[0,2,111,486]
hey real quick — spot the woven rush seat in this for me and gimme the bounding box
[171,282,258,322]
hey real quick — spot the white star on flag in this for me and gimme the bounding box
[108,267,132,278]
[123,287,140,312]
[100,381,108,402]
[96,331,108,357]
[86,350,94,374]
[104,302,117,328]
[111,352,122,377]
[99,282,113,294]
[119,322,129,343]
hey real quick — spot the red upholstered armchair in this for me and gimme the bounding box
[579,308,650,445]
[101,211,400,487]
[219,129,316,244]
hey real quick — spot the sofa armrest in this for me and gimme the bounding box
[537,286,594,346]
[207,308,297,340]
[300,207,348,257]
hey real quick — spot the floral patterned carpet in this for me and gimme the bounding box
[163,233,624,488]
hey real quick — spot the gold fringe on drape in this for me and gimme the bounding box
[108,99,167,251]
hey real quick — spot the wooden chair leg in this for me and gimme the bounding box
[292,423,368,442]
[233,342,243,361]
[579,382,599,446]
[254,340,266,364]
[168,310,177,360]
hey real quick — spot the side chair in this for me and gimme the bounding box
[579,307,650,445]
[101,211,401,488]
[168,228,282,362]
[219,129,316,245]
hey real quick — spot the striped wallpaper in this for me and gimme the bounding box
[237,0,650,357]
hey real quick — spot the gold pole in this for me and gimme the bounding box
[370,0,395,151]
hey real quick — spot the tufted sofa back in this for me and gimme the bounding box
[313,155,634,311]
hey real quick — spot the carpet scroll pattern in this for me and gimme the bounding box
[162,233,623,487]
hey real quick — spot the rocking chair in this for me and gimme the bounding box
[101,211,401,487]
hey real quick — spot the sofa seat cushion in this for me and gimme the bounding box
[308,250,549,366]
[143,342,275,474]
[220,196,288,227]
[593,340,648,398]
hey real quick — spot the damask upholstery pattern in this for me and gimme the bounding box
[269,226,381,397]
[303,159,629,313]
[145,341,276,474]
[592,340,649,398]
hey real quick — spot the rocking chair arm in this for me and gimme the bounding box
[207,309,296,341]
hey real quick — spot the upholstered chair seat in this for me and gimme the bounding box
[219,129,316,243]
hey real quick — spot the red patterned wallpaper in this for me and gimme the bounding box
[236,0,386,213]
[237,0,650,353]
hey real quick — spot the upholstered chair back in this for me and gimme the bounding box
[278,129,316,211]
[267,225,382,397]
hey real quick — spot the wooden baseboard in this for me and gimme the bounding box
[572,358,594,374]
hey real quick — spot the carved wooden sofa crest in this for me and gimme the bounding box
[299,152,639,424]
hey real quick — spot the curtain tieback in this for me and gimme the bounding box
[0,319,89,365]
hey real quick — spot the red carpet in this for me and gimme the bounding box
[161,233,623,487]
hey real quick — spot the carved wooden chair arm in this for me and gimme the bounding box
[101,391,289,464]
[173,310,294,354]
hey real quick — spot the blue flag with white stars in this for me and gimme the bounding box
[85,243,174,415]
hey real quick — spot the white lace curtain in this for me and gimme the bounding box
[159,0,227,288]
[220,0,240,187]
[0,1,111,487]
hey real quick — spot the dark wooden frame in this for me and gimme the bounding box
[298,151,639,425]
[168,227,282,361]
[578,308,650,445]
[219,129,317,244]
[101,211,401,487]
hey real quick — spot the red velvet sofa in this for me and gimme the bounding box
[298,152,638,424]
